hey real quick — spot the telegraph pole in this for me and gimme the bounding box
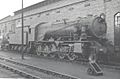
[21,0,24,59]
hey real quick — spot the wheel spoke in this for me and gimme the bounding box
[36,45,42,56]
[68,53,77,61]
[51,44,56,52]
[43,45,50,57]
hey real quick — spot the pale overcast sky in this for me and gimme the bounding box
[0,0,44,19]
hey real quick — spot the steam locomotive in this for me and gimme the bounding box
[31,14,110,61]
[1,13,113,63]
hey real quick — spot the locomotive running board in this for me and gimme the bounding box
[36,40,91,43]
[89,62,103,76]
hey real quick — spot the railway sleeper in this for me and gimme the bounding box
[0,62,41,79]
[0,56,80,79]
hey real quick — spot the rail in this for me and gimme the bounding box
[0,56,81,79]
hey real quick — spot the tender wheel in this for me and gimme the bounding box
[68,53,77,61]
[36,45,42,56]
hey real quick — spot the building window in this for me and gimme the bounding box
[30,17,32,19]
[10,21,16,33]
[69,7,74,11]
[62,18,68,24]
[115,12,120,27]
[56,10,60,13]
[18,19,20,22]
[104,0,112,2]
[38,13,41,17]
[84,3,90,7]
[16,19,21,28]
[46,13,50,15]
[29,28,31,34]
[5,25,7,32]
[56,20,60,22]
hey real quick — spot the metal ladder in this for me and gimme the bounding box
[87,62,103,76]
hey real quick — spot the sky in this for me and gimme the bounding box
[0,0,44,19]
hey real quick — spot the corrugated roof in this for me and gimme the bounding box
[14,0,62,15]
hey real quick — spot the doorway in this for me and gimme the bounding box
[114,12,120,52]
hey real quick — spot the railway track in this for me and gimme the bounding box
[0,62,40,79]
[0,56,80,79]
[0,64,24,78]
[6,46,120,70]
[2,50,120,72]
